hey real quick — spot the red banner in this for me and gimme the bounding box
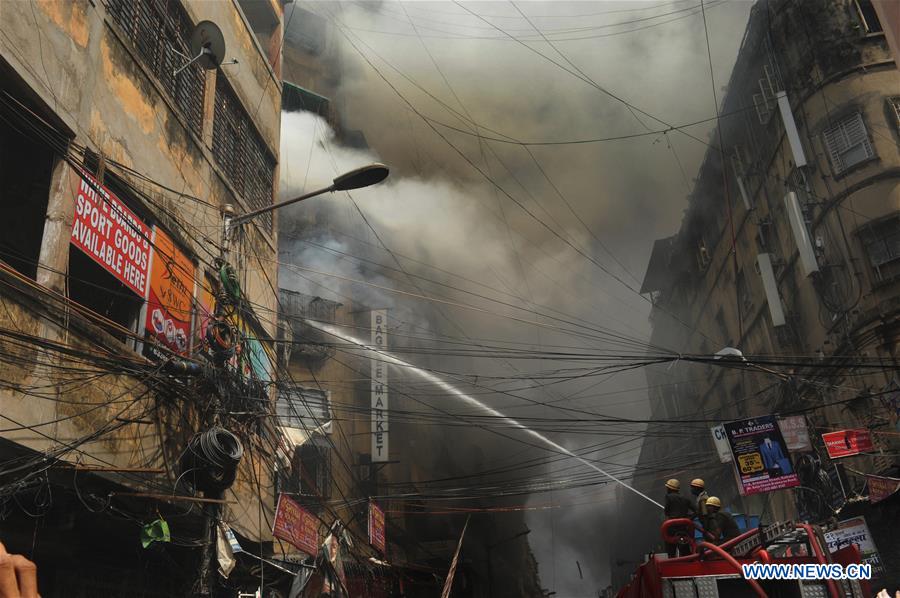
[867,474,900,504]
[369,501,386,554]
[273,494,319,556]
[822,430,874,459]
[70,169,150,296]
[145,227,194,355]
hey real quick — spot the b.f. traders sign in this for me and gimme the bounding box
[371,310,389,462]
[70,169,150,296]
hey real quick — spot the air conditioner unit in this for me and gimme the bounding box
[777,91,808,167]
[758,253,786,327]
[784,191,820,276]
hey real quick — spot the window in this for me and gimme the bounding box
[285,6,327,55]
[212,76,276,233]
[276,387,331,433]
[888,97,900,131]
[859,215,900,282]
[237,0,281,73]
[854,0,883,33]
[294,441,331,503]
[107,0,205,137]
[822,112,875,175]
[0,87,56,279]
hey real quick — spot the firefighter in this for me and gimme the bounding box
[690,478,709,517]
[705,496,740,544]
[663,479,696,557]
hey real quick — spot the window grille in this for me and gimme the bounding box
[212,76,276,233]
[822,112,874,175]
[107,0,205,137]
[276,387,331,433]
[859,215,900,282]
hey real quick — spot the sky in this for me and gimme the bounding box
[279,1,755,594]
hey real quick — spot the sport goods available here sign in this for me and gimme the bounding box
[822,429,874,459]
[70,169,150,296]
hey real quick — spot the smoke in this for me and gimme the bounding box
[280,1,754,594]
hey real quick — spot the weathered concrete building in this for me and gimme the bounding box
[610,0,900,588]
[0,0,286,595]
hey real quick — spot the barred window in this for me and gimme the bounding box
[107,0,205,137]
[213,76,276,233]
[822,112,875,175]
[859,215,900,282]
[888,97,900,131]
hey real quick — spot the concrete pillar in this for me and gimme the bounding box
[36,156,75,294]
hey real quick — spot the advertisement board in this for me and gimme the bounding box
[70,169,151,297]
[822,429,874,459]
[867,474,900,504]
[144,227,194,355]
[369,500,386,554]
[371,310,389,462]
[273,494,319,556]
[824,516,884,575]
[725,415,800,496]
[777,415,811,451]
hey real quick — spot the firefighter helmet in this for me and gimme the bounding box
[665,479,680,491]
[690,478,705,489]
[706,496,722,509]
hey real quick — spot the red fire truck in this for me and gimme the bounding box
[616,520,872,598]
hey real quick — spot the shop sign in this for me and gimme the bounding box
[822,429,874,459]
[371,309,389,462]
[777,415,811,451]
[145,227,194,355]
[867,474,900,504]
[824,516,884,575]
[369,500,386,554]
[725,415,800,496]
[710,424,733,463]
[273,494,319,556]
[70,169,150,296]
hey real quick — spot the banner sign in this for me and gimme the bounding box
[369,501,386,554]
[711,424,733,463]
[70,169,150,296]
[145,227,193,355]
[371,310,389,462]
[824,516,884,575]
[867,474,900,504]
[778,415,811,451]
[725,415,800,496]
[822,429,874,459]
[273,494,319,556]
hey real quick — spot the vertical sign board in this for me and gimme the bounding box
[824,517,884,576]
[273,494,319,556]
[777,415,812,451]
[724,415,800,496]
[144,227,194,356]
[70,169,151,297]
[822,429,874,459]
[369,500,386,554]
[711,424,733,463]
[371,310,389,462]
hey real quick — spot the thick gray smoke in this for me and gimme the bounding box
[280,1,754,594]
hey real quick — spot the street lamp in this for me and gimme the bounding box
[221,163,389,254]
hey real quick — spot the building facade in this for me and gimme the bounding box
[0,0,286,595]
[614,0,900,588]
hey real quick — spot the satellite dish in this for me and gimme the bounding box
[173,21,228,77]
[190,21,226,70]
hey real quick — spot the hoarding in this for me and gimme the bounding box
[371,310,389,462]
[710,424,733,463]
[777,415,811,451]
[824,516,884,575]
[867,474,900,504]
[273,494,319,556]
[724,415,799,496]
[144,227,194,355]
[70,169,150,297]
[369,500,386,554]
[822,429,874,459]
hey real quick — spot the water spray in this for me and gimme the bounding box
[303,318,663,509]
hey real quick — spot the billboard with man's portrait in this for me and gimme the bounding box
[725,415,800,496]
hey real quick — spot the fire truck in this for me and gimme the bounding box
[615,520,872,598]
